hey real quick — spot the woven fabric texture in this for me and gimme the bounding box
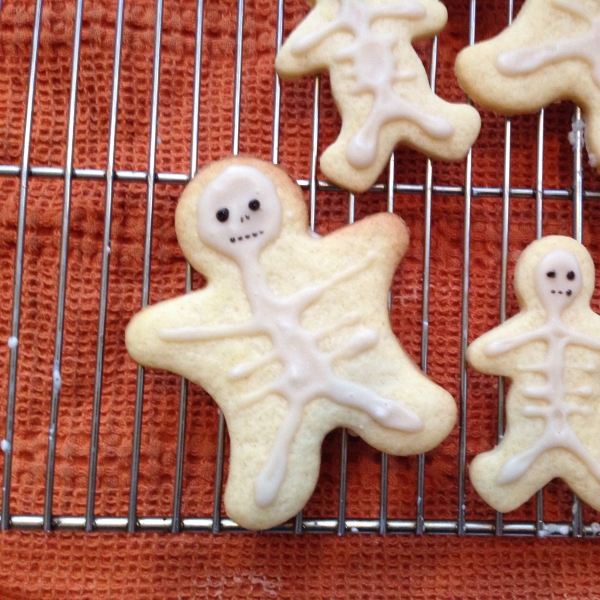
[1,0,600,597]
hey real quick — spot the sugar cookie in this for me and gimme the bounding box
[276,0,481,193]
[125,156,456,530]
[455,0,600,168]
[467,236,600,513]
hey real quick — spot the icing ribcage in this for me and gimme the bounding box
[486,322,600,484]
[160,230,422,507]
[235,253,422,506]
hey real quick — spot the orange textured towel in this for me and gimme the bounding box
[0,0,600,597]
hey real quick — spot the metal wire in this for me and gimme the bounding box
[571,105,585,537]
[534,109,545,536]
[379,154,396,537]
[2,0,43,532]
[171,0,206,536]
[2,165,598,199]
[2,0,600,538]
[415,27,440,538]
[494,0,515,537]
[85,0,126,535]
[43,0,85,534]
[127,0,165,534]
[457,0,477,538]
[337,193,355,537]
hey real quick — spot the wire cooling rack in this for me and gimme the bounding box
[2,0,600,537]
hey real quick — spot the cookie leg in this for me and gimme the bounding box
[497,441,551,484]
[560,428,600,481]
[324,379,422,431]
[346,91,453,169]
[254,404,304,508]
[499,425,600,485]
[469,448,549,513]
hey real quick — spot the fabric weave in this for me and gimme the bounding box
[0,0,600,597]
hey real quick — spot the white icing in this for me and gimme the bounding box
[497,0,600,87]
[485,249,600,484]
[160,165,422,507]
[195,165,282,260]
[538,523,570,537]
[568,117,585,148]
[0,440,11,453]
[292,0,453,168]
[7,336,18,349]
[52,360,62,396]
[589,152,598,167]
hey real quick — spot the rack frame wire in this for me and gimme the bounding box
[1,0,599,538]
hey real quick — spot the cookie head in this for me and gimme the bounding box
[535,249,582,316]
[196,165,282,262]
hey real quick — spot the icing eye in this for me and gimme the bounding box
[216,208,229,222]
[546,271,556,278]
[567,271,575,281]
[248,199,260,211]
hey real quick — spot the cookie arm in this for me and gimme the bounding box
[568,330,600,351]
[275,8,331,78]
[159,320,261,342]
[466,316,548,375]
[125,306,175,368]
[286,253,376,311]
[483,325,600,357]
[483,326,549,357]
[125,290,258,369]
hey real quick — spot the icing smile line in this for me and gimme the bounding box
[230,230,265,243]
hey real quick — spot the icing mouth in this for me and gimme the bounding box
[230,230,265,243]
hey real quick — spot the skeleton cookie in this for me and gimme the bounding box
[125,156,456,530]
[456,0,600,169]
[467,236,600,513]
[276,0,481,193]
